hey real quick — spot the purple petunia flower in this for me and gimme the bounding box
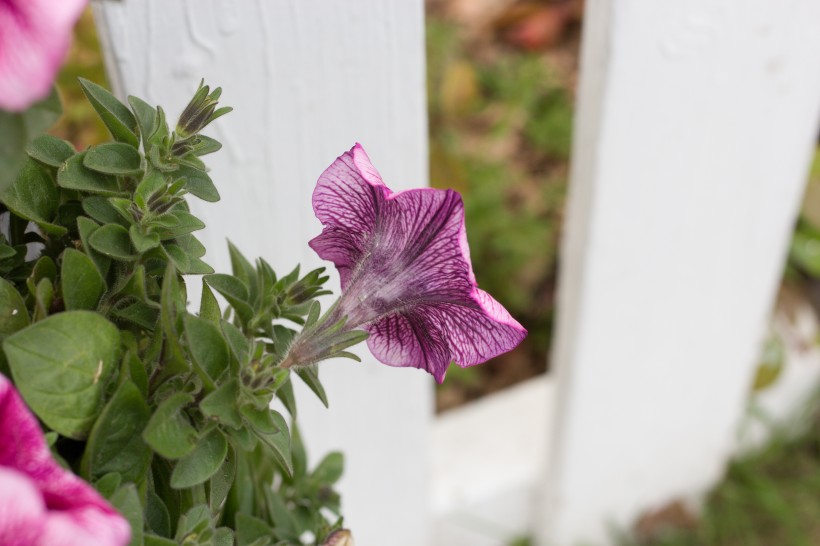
[308,144,527,383]
[0,0,87,111]
[0,373,130,546]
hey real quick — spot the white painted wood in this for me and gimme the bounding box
[538,1,820,544]
[432,375,555,545]
[91,2,431,544]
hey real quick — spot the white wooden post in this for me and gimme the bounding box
[92,2,431,544]
[538,1,820,544]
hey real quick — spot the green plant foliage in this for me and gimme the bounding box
[0,82,350,545]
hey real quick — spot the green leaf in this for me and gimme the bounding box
[170,429,229,489]
[123,348,149,398]
[228,241,258,304]
[32,277,53,321]
[79,78,139,148]
[0,277,29,338]
[0,245,16,261]
[94,472,122,499]
[89,224,137,261]
[155,210,206,240]
[3,311,120,439]
[209,447,236,513]
[236,513,275,546]
[176,234,206,258]
[200,378,242,429]
[58,152,122,195]
[82,380,152,483]
[128,95,158,148]
[26,134,75,168]
[221,320,249,364]
[277,377,297,417]
[262,489,300,541]
[214,528,234,546]
[204,274,253,325]
[164,243,191,273]
[184,314,230,384]
[61,248,105,310]
[84,142,143,176]
[1,159,66,236]
[77,216,111,277]
[0,88,61,193]
[143,392,198,459]
[312,452,344,485]
[190,135,222,156]
[177,165,219,202]
[297,367,329,408]
[145,489,171,538]
[144,536,176,546]
[82,195,129,226]
[113,301,159,330]
[110,483,144,546]
[199,282,221,323]
[130,224,160,253]
[135,170,166,204]
[242,407,292,476]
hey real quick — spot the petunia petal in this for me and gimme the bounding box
[310,143,387,287]
[0,0,87,111]
[0,467,46,546]
[0,374,131,545]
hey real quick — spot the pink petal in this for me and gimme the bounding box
[0,0,88,111]
[0,374,131,545]
[0,467,46,546]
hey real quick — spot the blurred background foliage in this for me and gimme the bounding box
[52,9,109,149]
[427,0,581,410]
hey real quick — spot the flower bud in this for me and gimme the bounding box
[176,80,232,139]
[323,529,355,546]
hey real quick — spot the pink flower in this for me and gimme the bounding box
[308,144,527,382]
[0,373,130,546]
[0,0,87,111]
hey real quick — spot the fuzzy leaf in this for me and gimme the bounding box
[58,152,122,195]
[130,224,160,253]
[77,216,111,277]
[110,483,144,546]
[143,392,198,459]
[26,134,75,167]
[296,367,329,408]
[177,165,219,202]
[184,314,230,383]
[170,429,228,489]
[3,311,120,439]
[82,379,152,483]
[61,248,105,310]
[84,142,143,176]
[128,95,158,148]
[204,274,253,325]
[2,159,65,236]
[79,78,139,148]
[89,224,137,261]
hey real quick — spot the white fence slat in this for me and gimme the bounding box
[538,1,820,544]
[92,2,431,544]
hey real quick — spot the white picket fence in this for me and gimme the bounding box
[91,1,820,545]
